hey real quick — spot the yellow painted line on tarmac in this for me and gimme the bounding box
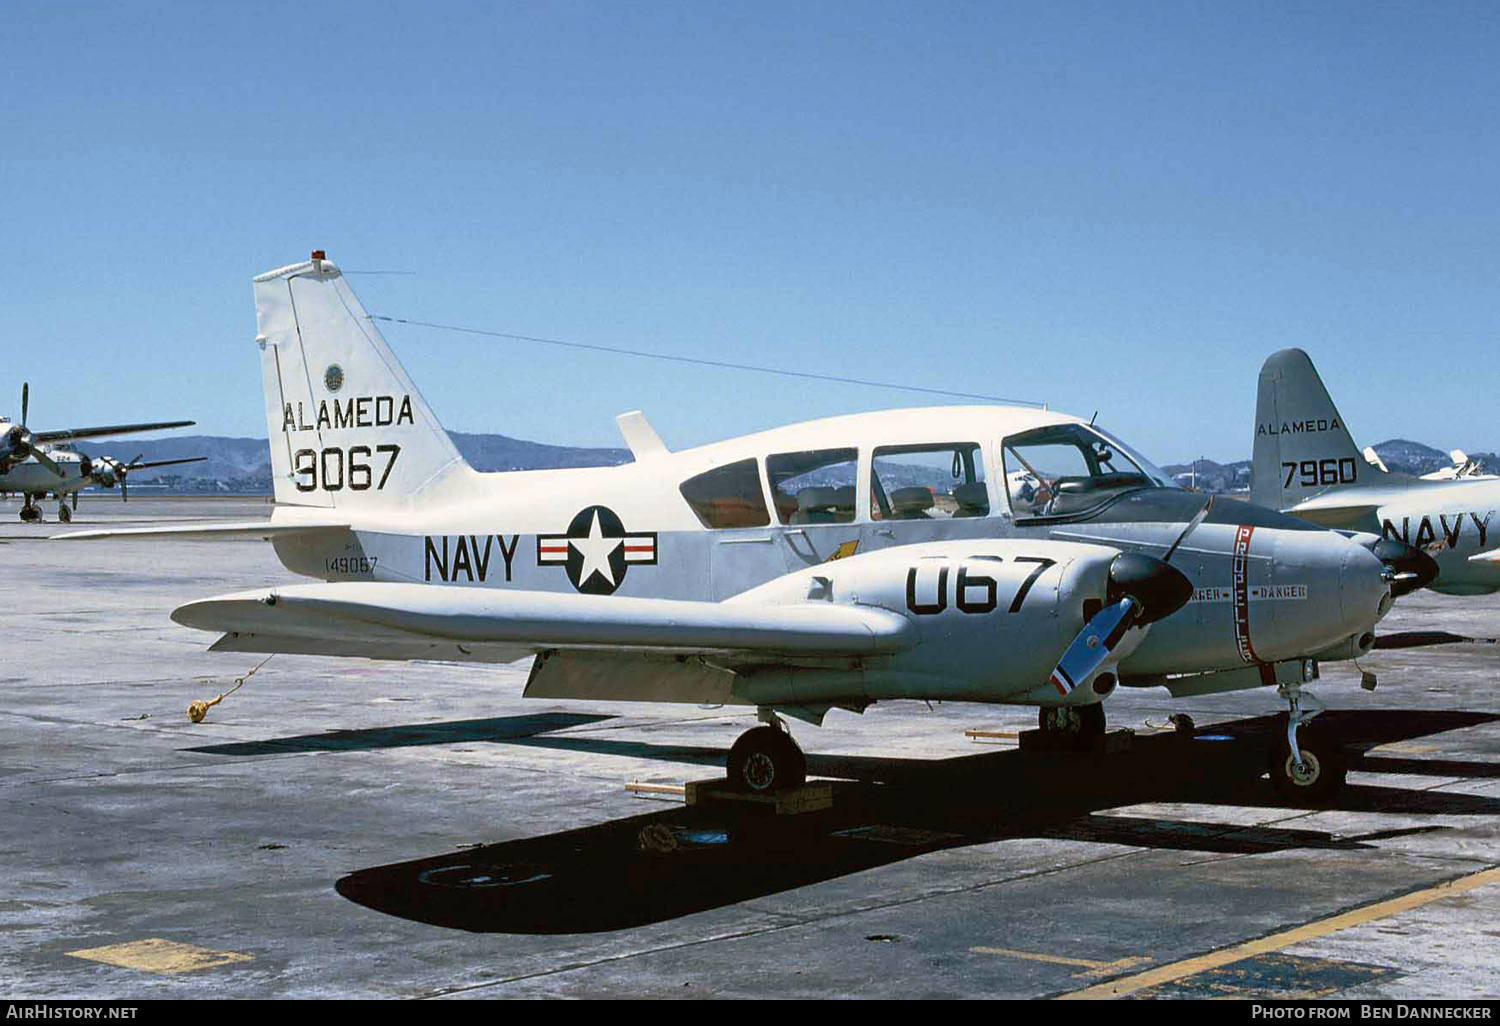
[1060,865,1500,1000]
[66,938,254,974]
[971,947,1152,978]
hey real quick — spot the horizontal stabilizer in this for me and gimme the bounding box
[173,582,917,658]
[53,520,351,542]
[1278,503,1382,531]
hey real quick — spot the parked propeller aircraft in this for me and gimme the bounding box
[0,447,208,522]
[1251,348,1500,596]
[0,384,202,522]
[59,254,1440,800]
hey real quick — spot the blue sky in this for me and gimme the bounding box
[3,1,1497,464]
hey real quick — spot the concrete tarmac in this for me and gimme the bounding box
[2,497,1498,1000]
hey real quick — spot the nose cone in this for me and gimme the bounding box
[1266,530,1390,659]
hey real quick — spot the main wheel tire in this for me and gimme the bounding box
[727,726,807,794]
[57,505,71,523]
[1038,703,1105,742]
[19,506,41,523]
[1268,729,1347,802]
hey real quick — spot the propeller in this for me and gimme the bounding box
[3,383,64,477]
[90,453,207,500]
[1368,537,1440,598]
[123,453,142,502]
[1048,553,1193,698]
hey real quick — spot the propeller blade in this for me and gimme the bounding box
[21,383,28,428]
[1047,553,1194,698]
[31,447,63,477]
[1162,494,1214,564]
[1048,596,1138,697]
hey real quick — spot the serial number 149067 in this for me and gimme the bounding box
[326,556,378,575]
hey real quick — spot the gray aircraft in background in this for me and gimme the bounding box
[1251,348,1500,596]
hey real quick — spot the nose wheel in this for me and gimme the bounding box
[727,715,807,794]
[1270,684,1347,801]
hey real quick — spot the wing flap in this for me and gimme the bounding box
[524,650,743,705]
[174,582,917,657]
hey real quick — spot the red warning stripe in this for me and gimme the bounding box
[1232,524,1260,664]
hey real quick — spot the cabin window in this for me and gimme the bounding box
[767,448,858,524]
[1001,423,1159,520]
[870,443,988,520]
[679,458,771,529]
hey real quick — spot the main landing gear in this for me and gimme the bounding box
[1038,703,1106,745]
[727,711,807,794]
[19,497,42,523]
[1268,682,1347,802]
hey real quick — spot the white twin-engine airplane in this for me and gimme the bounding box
[1251,348,1500,596]
[61,254,1440,800]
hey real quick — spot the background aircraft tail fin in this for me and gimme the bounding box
[254,253,473,509]
[1250,348,1378,509]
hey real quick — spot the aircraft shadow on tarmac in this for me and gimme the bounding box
[321,709,1500,933]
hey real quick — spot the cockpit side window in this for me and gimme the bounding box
[679,458,771,529]
[767,448,858,524]
[870,443,988,520]
[1002,424,1157,520]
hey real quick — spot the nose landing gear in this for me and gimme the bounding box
[1269,683,1347,801]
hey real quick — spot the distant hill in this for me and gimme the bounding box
[69,432,632,493]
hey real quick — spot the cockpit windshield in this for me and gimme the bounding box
[1001,423,1176,520]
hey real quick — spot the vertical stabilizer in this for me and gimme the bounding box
[1251,348,1379,509]
[255,253,472,509]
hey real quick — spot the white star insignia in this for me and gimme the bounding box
[570,510,622,588]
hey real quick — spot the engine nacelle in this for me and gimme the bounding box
[727,539,1188,707]
[91,458,123,489]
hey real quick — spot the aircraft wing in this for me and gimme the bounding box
[1468,548,1500,563]
[174,582,917,666]
[32,420,195,443]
